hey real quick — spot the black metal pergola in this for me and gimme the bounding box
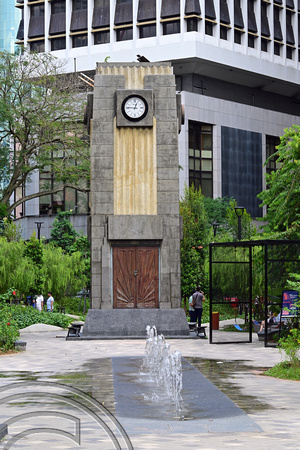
[209,240,300,347]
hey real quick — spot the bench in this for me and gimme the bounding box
[67,322,83,338]
[14,341,27,351]
[189,322,207,338]
[257,325,280,341]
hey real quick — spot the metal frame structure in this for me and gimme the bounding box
[209,240,300,347]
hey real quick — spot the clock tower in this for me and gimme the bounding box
[83,62,189,337]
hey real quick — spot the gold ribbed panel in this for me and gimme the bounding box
[114,118,157,215]
[97,63,172,89]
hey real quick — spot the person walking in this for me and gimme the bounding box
[192,286,205,328]
[47,292,54,312]
[36,294,44,312]
[189,289,196,322]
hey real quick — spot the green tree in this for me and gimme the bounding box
[0,237,36,296]
[0,49,90,217]
[49,211,79,253]
[23,233,45,293]
[180,185,208,299]
[43,244,87,307]
[258,125,300,238]
[203,196,232,227]
[0,217,22,242]
[49,211,90,286]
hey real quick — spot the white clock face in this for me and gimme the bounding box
[122,96,148,121]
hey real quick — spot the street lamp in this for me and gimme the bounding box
[234,207,245,241]
[34,221,43,240]
[212,221,220,237]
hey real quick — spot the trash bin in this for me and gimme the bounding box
[212,312,219,330]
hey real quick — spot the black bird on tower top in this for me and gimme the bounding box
[137,54,150,62]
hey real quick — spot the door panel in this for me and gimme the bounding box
[136,248,158,308]
[113,246,159,308]
[113,248,135,308]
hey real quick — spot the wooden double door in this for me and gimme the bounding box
[113,246,159,308]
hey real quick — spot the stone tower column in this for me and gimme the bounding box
[83,62,189,337]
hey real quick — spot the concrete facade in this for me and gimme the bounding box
[13,0,300,233]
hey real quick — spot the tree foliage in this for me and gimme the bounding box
[203,196,232,227]
[0,217,22,242]
[0,237,36,295]
[258,125,300,238]
[0,237,87,304]
[43,244,87,306]
[0,49,90,216]
[23,233,45,293]
[225,199,257,241]
[49,211,79,253]
[180,185,209,299]
[49,211,90,287]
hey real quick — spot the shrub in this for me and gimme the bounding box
[0,308,20,351]
[279,328,300,366]
[1,305,73,330]
[0,288,17,304]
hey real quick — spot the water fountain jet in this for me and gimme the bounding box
[141,326,183,411]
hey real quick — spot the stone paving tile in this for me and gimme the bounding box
[0,330,300,449]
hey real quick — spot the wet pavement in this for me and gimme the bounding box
[0,327,300,449]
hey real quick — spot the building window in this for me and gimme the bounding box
[73,0,87,10]
[220,25,228,40]
[95,0,109,6]
[266,135,280,176]
[205,21,214,35]
[248,34,256,48]
[49,0,66,36]
[28,5,45,39]
[273,6,283,42]
[139,24,156,38]
[186,18,199,32]
[51,0,66,14]
[234,29,242,43]
[274,41,282,56]
[116,27,133,41]
[51,37,66,50]
[72,34,88,47]
[261,38,269,52]
[248,0,257,33]
[220,0,230,25]
[31,5,45,17]
[71,0,87,33]
[94,30,110,44]
[39,152,89,215]
[261,2,270,38]
[188,122,213,197]
[162,20,180,35]
[286,10,295,45]
[30,40,45,53]
[92,0,110,40]
[286,46,294,59]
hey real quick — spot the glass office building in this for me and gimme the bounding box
[0,2,21,51]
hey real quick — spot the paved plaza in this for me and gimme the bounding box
[0,324,300,450]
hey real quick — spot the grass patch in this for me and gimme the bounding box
[264,361,300,381]
[222,323,250,332]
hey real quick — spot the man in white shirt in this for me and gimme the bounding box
[47,292,54,312]
[36,294,44,312]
